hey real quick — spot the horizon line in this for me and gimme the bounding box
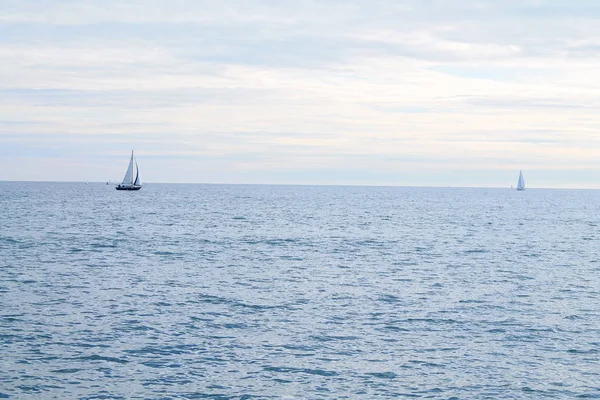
[1,179,597,190]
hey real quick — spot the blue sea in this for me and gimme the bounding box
[1,182,599,399]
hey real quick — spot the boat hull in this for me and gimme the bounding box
[116,185,142,191]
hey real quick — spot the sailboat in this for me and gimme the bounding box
[516,170,525,191]
[116,151,142,191]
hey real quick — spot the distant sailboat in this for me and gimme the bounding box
[116,151,142,191]
[516,170,525,191]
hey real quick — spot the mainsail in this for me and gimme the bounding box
[517,170,525,191]
[121,151,136,185]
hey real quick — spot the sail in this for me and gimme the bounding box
[133,161,141,186]
[121,151,135,185]
[517,170,525,190]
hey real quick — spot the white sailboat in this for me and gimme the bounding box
[516,170,525,191]
[116,151,142,191]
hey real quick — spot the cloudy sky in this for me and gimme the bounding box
[2,0,600,187]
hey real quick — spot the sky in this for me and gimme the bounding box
[2,0,600,187]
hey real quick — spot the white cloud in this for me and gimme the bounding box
[2,0,600,186]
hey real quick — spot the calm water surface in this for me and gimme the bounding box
[1,182,599,399]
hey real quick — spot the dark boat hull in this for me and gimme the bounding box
[116,185,142,191]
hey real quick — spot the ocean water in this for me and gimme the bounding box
[1,182,599,399]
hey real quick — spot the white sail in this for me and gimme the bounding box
[117,151,142,190]
[121,151,135,185]
[517,170,525,190]
[133,161,141,186]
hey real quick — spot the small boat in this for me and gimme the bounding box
[516,170,525,191]
[116,151,142,191]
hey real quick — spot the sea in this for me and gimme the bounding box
[1,182,599,399]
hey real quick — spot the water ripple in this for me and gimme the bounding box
[1,183,599,398]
